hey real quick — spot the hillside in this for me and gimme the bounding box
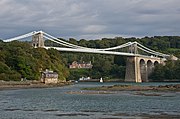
[0,41,69,81]
[58,36,180,81]
[0,35,180,82]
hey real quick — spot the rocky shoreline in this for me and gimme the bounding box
[82,84,180,92]
[0,80,71,91]
[1,81,180,93]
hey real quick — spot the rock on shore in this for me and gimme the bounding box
[82,84,180,92]
[0,80,71,90]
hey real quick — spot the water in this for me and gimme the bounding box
[0,82,180,119]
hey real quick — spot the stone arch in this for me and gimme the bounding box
[139,59,146,82]
[147,60,153,79]
[147,60,153,67]
[149,60,159,79]
[154,61,159,66]
[140,59,145,65]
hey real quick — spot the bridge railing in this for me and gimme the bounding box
[3,30,170,58]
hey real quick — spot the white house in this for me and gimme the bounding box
[41,70,58,84]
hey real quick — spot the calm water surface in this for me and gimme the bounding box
[0,82,180,119]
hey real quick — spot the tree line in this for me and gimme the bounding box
[58,36,180,81]
[0,35,180,81]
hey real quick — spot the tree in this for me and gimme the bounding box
[69,38,78,45]
[114,56,126,66]
[0,41,69,81]
[150,64,165,81]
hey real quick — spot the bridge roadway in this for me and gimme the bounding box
[45,46,138,56]
[3,30,171,82]
[45,46,163,83]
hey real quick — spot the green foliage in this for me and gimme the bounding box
[0,61,10,73]
[61,36,180,81]
[110,65,126,78]
[114,56,126,66]
[0,61,21,81]
[150,60,180,81]
[1,35,180,81]
[150,64,165,81]
[68,69,91,80]
[0,41,69,81]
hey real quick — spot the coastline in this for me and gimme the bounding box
[82,84,180,92]
[1,81,179,119]
[0,80,72,91]
[1,80,180,92]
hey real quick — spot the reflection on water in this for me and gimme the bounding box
[0,82,180,119]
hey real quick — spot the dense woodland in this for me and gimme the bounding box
[59,36,180,81]
[0,41,69,81]
[0,36,180,81]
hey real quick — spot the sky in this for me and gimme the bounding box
[0,0,180,40]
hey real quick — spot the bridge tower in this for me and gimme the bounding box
[32,31,44,48]
[125,42,141,82]
[125,43,162,82]
[125,56,162,82]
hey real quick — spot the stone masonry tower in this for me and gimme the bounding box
[32,31,44,48]
[125,43,141,82]
[125,43,162,82]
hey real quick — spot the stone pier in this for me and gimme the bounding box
[125,56,163,82]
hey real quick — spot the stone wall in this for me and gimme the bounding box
[125,56,163,82]
[44,78,58,84]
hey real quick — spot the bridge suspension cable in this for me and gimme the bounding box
[43,31,135,51]
[3,31,38,42]
[45,46,137,56]
[43,32,91,49]
[96,42,133,51]
[136,42,170,57]
[2,30,170,58]
[44,36,82,49]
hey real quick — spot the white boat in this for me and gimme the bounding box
[100,77,103,83]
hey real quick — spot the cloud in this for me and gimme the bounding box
[0,0,180,40]
[83,25,106,33]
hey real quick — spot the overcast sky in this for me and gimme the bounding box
[0,0,180,40]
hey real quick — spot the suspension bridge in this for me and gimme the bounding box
[3,31,172,82]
